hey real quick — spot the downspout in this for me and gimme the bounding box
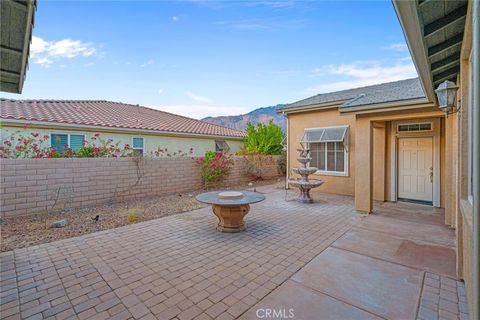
[472,0,479,319]
[284,112,290,189]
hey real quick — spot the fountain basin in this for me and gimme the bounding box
[288,179,324,203]
[296,158,312,165]
[288,179,324,188]
[292,167,318,175]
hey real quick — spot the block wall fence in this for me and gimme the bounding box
[0,156,282,217]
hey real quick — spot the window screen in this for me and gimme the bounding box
[51,134,68,153]
[70,134,85,151]
[132,137,144,155]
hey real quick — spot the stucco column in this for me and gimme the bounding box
[373,123,386,201]
[355,117,373,214]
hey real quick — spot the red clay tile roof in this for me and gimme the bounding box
[0,99,245,138]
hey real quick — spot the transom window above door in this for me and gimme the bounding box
[300,126,349,176]
[397,122,432,133]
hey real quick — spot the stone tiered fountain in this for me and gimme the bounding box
[288,147,324,203]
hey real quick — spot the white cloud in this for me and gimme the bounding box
[158,88,164,95]
[31,36,97,67]
[186,91,213,103]
[148,104,251,119]
[172,16,180,22]
[308,60,417,93]
[84,62,94,67]
[140,59,155,67]
[383,43,408,52]
[215,18,306,31]
[35,57,53,67]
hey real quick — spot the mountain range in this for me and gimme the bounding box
[202,104,286,132]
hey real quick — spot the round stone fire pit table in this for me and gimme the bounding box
[196,191,265,233]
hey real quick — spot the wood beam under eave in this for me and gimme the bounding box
[424,5,468,37]
[428,33,463,57]
[432,65,460,83]
[434,76,458,88]
[0,46,23,56]
[431,54,461,73]
[0,69,21,77]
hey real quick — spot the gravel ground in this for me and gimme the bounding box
[1,178,284,252]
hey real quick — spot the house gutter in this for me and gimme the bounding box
[276,101,344,115]
[472,1,479,319]
[0,118,245,141]
[338,98,434,114]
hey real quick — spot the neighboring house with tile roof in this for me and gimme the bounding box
[279,77,451,212]
[0,99,245,156]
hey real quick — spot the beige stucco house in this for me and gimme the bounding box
[0,99,245,156]
[280,0,479,316]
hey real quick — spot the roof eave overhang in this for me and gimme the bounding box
[0,118,246,140]
[392,0,437,103]
[0,0,36,94]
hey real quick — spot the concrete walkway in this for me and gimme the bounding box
[241,197,468,320]
[0,184,468,320]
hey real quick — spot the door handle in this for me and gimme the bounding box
[429,167,433,183]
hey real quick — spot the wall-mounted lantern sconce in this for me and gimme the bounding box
[435,80,459,118]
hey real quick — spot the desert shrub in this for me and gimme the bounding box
[243,152,278,180]
[277,150,287,175]
[197,151,234,189]
[243,121,284,155]
[127,209,140,223]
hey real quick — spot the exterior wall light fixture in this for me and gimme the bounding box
[435,80,460,118]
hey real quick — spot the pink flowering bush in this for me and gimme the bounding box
[0,132,61,158]
[150,147,194,157]
[197,151,234,189]
[75,134,134,158]
[0,131,195,159]
[1,132,131,158]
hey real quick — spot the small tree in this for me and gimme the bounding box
[244,121,284,155]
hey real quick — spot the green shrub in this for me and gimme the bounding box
[243,121,284,155]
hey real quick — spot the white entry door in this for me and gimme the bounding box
[398,137,433,203]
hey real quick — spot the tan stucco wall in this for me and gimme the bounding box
[287,106,446,207]
[456,18,474,314]
[0,125,244,156]
[373,123,387,201]
[287,108,356,196]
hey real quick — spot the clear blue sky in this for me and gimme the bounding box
[1,0,417,119]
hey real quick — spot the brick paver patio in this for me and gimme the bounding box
[0,184,469,319]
